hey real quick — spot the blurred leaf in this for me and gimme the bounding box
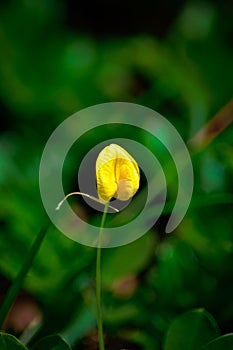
[202,334,233,349]
[0,333,27,349]
[104,304,139,324]
[31,335,71,350]
[164,309,220,350]
[121,329,160,350]
[101,231,156,286]
[154,240,201,308]
[61,306,95,347]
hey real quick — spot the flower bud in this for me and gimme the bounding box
[96,144,140,202]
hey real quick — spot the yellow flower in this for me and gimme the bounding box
[96,144,140,202]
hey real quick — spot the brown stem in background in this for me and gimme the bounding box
[188,98,233,152]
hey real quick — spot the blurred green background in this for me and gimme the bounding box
[0,0,233,349]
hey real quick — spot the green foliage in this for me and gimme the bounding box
[163,310,233,350]
[101,231,156,286]
[31,335,71,350]
[164,309,220,350]
[0,333,71,350]
[203,334,233,350]
[0,333,27,350]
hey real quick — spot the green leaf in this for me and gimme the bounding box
[31,335,71,350]
[202,334,233,349]
[164,309,220,350]
[101,231,156,286]
[0,222,50,329]
[0,333,28,349]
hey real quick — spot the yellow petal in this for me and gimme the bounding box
[96,144,140,202]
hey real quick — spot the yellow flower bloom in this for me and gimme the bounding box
[96,144,140,202]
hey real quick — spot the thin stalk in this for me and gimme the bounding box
[0,221,50,329]
[56,192,118,212]
[96,203,109,350]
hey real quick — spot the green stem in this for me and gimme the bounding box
[96,203,109,350]
[0,221,50,329]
